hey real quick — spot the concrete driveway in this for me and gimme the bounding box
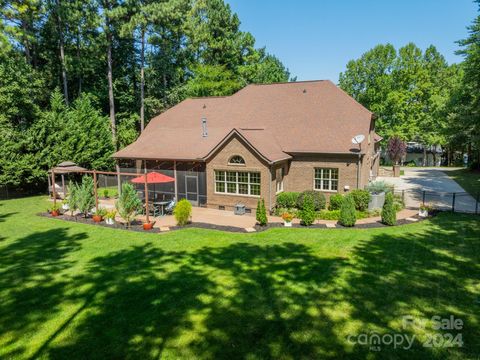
[377,167,478,213]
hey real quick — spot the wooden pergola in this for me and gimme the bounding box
[50,161,156,224]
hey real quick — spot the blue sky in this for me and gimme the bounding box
[226,0,477,82]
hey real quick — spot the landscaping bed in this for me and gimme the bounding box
[39,212,162,233]
[40,211,427,234]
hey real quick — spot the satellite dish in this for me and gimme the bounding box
[351,134,365,145]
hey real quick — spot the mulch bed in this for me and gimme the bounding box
[39,212,428,234]
[39,212,162,233]
[254,214,426,231]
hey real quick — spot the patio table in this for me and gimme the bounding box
[153,201,170,216]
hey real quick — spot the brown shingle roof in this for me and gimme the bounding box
[113,80,373,163]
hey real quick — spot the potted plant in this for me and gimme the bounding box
[61,199,69,211]
[92,208,107,223]
[143,221,155,230]
[49,203,61,217]
[281,212,294,227]
[419,204,431,217]
[104,210,116,225]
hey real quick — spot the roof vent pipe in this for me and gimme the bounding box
[202,117,208,137]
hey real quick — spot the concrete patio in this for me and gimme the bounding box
[129,204,418,231]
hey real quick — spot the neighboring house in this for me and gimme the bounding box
[113,80,381,212]
[380,142,443,167]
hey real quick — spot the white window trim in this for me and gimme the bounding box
[214,170,261,197]
[275,167,284,194]
[313,168,339,192]
[228,155,246,166]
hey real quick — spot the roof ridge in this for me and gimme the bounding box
[247,79,328,87]
[186,95,229,100]
[331,82,373,116]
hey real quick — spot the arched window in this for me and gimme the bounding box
[228,155,245,165]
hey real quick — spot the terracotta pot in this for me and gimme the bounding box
[51,210,60,217]
[143,222,154,230]
[92,215,103,223]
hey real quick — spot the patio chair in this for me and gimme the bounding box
[164,198,176,215]
[144,203,160,217]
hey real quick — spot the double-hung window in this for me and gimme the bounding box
[314,168,338,191]
[215,170,261,196]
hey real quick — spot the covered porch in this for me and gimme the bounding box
[118,159,207,207]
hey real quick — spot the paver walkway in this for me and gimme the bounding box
[377,167,477,213]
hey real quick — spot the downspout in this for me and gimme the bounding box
[269,165,273,213]
[174,160,178,200]
[357,154,361,189]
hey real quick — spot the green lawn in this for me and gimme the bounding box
[1,196,479,359]
[446,168,480,197]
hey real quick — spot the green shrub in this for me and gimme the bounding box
[105,209,116,220]
[339,193,356,227]
[49,203,61,212]
[367,208,382,217]
[328,194,344,210]
[317,209,341,220]
[77,176,95,218]
[365,181,393,194]
[276,192,299,208]
[299,194,316,226]
[350,189,371,211]
[297,190,326,210]
[103,189,109,198]
[66,181,79,216]
[381,192,396,226]
[93,207,107,217]
[393,194,405,212]
[116,183,142,228]
[174,199,192,226]
[256,198,268,226]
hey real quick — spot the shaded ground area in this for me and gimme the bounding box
[0,196,479,359]
[378,167,478,213]
[445,168,480,198]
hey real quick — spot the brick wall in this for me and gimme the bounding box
[205,135,273,211]
[205,134,377,211]
[283,154,360,201]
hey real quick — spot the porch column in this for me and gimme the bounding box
[61,174,65,198]
[116,159,121,196]
[144,160,149,223]
[93,170,98,212]
[51,169,56,206]
[174,160,178,200]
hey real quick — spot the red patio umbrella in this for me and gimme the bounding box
[131,171,175,184]
[131,171,175,202]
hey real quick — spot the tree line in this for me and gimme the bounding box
[0,0,291,188]
[339,1,480,168]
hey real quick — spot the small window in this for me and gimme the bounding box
[276,167,284,193]
[228,155,245,165]
[314,168,338,191]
